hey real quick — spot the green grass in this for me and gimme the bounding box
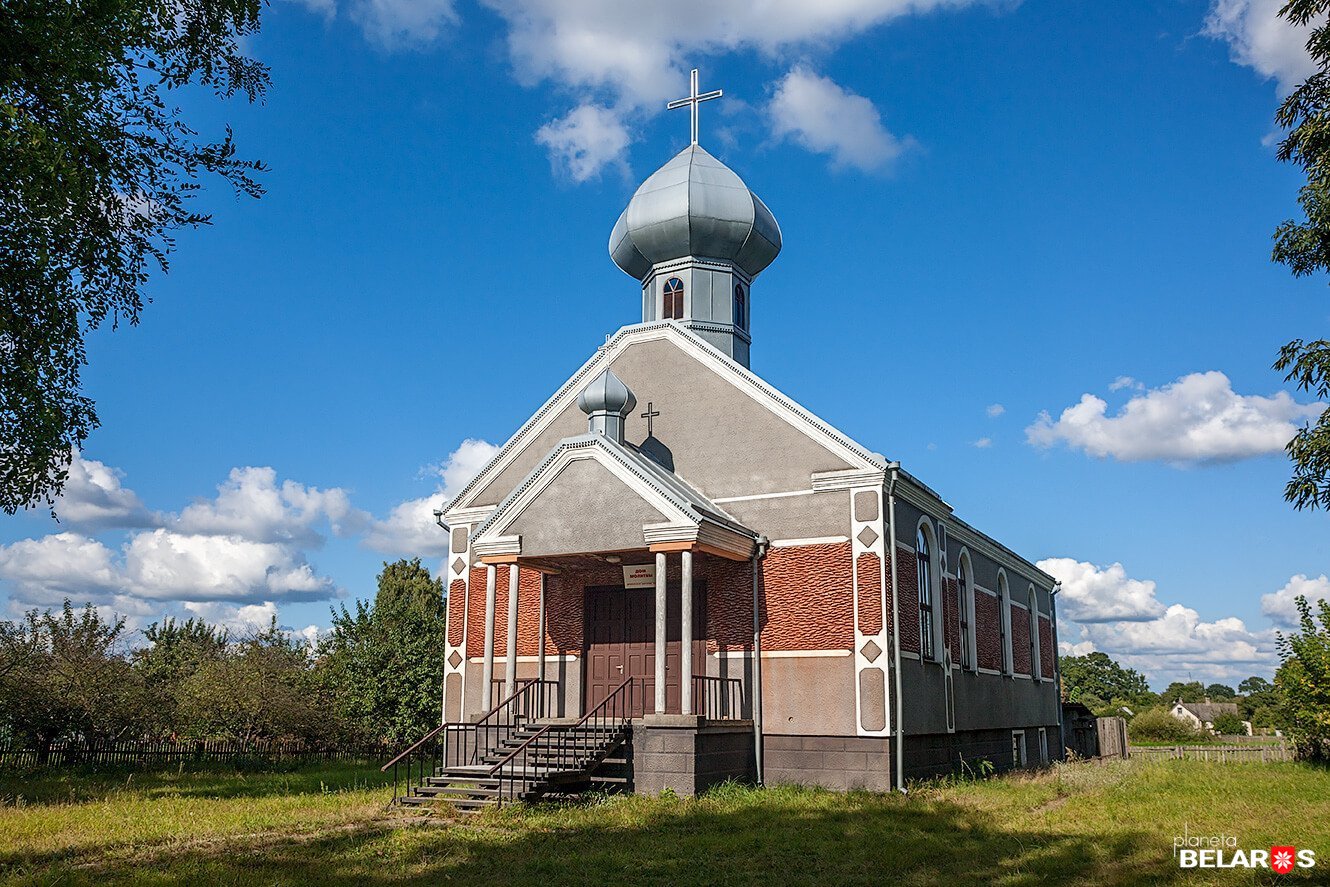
[2,758,1328,885]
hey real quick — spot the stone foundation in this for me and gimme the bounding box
[762,735,891,791]
[631,716,755,796]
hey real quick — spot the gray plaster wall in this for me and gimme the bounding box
[506,458,669,557]
[897,659,1060,737]
[760,655,857,737]
[469,335,852,507]
[720,490,848,542]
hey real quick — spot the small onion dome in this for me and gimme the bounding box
[609,144,782,281]
[577,369,637,418]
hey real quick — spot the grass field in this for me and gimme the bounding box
[2,757,1328,885]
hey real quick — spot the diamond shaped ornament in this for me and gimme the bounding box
[448,651,463,669]
[861,640,882,663]
[451,557,467,575]
[857,526,879,548]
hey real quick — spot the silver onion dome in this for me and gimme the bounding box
[609,144,782,280]
[578,369,637,418]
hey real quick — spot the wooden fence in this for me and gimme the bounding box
[1128,743,1293,763]
[0,738,389,769]
[1097,716,1129,759]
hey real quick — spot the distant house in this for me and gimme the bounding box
[1170,700,1252,736]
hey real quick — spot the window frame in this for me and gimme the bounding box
[1028,584,1041,681]
[957,550,974,671]
[916,522,936,662]
[734,283,747,330]
[997,570,1012,676]
[663,277,685,320]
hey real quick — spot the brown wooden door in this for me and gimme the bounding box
[584,583,704,718]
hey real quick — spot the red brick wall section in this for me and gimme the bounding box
[943,576,961,661]
[855,552,883,636]
[896,545,920,654]
[1011,604,1032,675]
[752,542,854,651]
[1039,615,1054,679]
[975,591,1001,671]
[447,579,465,647]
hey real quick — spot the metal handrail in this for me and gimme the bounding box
[379,677,542,773]
[486,677,639,806]
[692,675,744,720]
[381,723,446,772]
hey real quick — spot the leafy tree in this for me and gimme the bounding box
[1211,712,1247,736]
[1239,676,1273,696]
[1204,683,1236,701]
[0,602,147,752]
[1058,652,1154,709]
[319,559,447,744]
[1,0,268,514]
[177,620,342,744]
[1269,0,1330,510]
[132,617,228,734]
[1274,594,1330,761]
[1160,681,1207,704]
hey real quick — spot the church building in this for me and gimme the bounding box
[429,72,1062,800]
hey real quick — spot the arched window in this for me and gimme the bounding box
[734,284,747,330]
[916,526,934,661]
[958,554,972,671]
[1029,585,1041,680]
[997,572,1012,675]
[663,277,684,319]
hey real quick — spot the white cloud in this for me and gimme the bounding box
[124,530,337,603]
[972,437,992,449]
[1205,0,1318,95]
[1261,573,1330,628]
[285,0,336,19]
[174,466,365,545]
[55,453,161,530]
[1108,376,1142,392]
[1038,558,1167,623]
[769,67,909,172]
[0,533,124,606]
[363,439,500,557]
[1043,557,1280,686]
[535,104,632,182]
[986,403,1006,418]
[1026,371,1325,465]
[348,0,458,48]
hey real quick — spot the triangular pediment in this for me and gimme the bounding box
[448,323,883,517]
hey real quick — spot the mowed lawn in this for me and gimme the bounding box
[2,757,1329,886]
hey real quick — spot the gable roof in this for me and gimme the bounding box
[470,432,757,560]
[1177,702,1241,722]
[445,321,885,519]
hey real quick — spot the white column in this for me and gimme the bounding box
[481,564,497,710]
[504,563,519,698]
[654,550,668,715]
[680,548,693,716]
[536,572,548,717]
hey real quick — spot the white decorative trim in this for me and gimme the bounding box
[900,651,921,661]
[711,649,852,659]
[447,506,494,527]
[469,654,581,664]
[472,534,521,558]
[812,468,886,492]
[770,535,849,548]
[446,322,883,514]
[712,488,815,503]
[978,667,1001,676]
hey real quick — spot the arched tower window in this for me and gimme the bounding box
[734,284,747,330]
[958,554,972,671]
[916,526,934,661]
[663,277,684,320]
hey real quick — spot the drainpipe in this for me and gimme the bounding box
[752,535,770,785]
[1051,582,1064,760]
[887,463,905,793]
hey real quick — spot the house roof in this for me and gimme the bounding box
[1177,702,1241,722]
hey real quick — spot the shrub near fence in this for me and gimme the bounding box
[1128,744,1293,763]
[0,738,389,769]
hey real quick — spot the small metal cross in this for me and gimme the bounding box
[667,68,722,145]
[640,402,661,438]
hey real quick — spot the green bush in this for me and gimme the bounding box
[1211,712,1246,735]
[1128,708,1202,742]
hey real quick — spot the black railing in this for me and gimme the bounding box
[488,677,641,807]
[693,675,744,720]
[382,677,557,804]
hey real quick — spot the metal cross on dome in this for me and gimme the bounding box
[667,68,722,145]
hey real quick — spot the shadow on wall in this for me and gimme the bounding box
[11,788,1182,886]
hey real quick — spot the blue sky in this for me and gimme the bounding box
[2,0,1326,687]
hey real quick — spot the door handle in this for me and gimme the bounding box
[617,664,624,673]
